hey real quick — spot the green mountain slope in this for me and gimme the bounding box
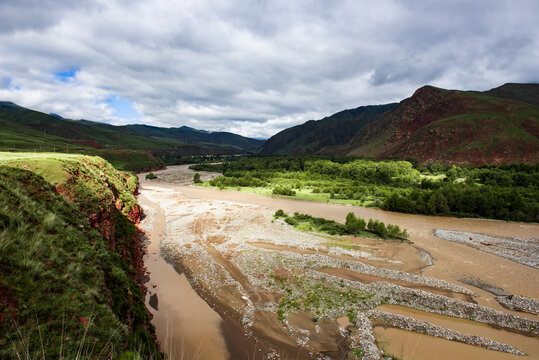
[259,83,538,165]
[345,85,539,164]
[124,124,263,151]
[482,83,539,107]
[258,104,397,155]
[0,104,178,149]
[0,102,262,170]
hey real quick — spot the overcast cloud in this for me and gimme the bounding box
[0,0,538,138]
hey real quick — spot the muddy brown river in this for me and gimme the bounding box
[138,165,538,359]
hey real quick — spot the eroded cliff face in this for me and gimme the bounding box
[0,154,162,359]
[54,157,151,315]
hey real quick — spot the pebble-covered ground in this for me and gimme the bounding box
[142,183,538,359]
[496,295,539,315]
[434,229,539,269]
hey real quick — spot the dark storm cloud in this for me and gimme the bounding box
[0,0,100,33]
[0,0,537,137]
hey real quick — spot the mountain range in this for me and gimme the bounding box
[258,83,539,165]
[0,102,262,152]
[0,101,264,170]
[1,83,538,167]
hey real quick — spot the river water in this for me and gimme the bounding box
[138,165,539,359]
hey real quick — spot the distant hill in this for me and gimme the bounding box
[260,83,539,165]
[257,104,397,155]
[0,102,263,169]
[124,124,263,151]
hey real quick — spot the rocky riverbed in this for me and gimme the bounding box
[434,229,539,269]
[139,166,539,359]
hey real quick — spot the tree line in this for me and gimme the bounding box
[191,156,539,222]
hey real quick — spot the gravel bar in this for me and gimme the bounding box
[314,272,539,336]
[496,295,539,314]
[352,312,382,360]
[366,310,525,356]
[435,229,539,269]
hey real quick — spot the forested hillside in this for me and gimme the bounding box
[258,104,397,155]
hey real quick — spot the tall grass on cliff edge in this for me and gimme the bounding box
[0,162,163,359]
[8,313,168,359]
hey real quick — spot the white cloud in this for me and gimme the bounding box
[0,0,538,138]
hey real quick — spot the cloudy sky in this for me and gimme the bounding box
[0,0,538,138]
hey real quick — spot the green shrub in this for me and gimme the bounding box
[145,172,157,180]
[273,185,296,196]
[345,212,366,234]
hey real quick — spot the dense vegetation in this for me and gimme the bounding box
[193,156,539,222]
[0,153,163,359]
[274,210,409,240]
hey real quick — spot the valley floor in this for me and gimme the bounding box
[138,165,539,360]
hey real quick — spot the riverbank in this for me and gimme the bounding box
[139,165,539,359]
[0,153,162,359]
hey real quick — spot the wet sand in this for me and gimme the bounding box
[138,165,539,359]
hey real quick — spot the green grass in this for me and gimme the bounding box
[92,149,164,172]
[0,153,87,183]
[206,184,377,207]
[0,154,163,359]
[0,153,139,217]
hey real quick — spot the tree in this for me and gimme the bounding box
[445,166,458,183]
[427,191,449,215]
[376,222,388,238]
[357,217,366,232]
[345,212,365,234]
[367,219,375,232]
[193,173,202,184]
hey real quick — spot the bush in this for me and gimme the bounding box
[345,212,365,234]
[285,217,298,226]
[193,173,202,183]
[145,172,157,180]
[273,185,296,196]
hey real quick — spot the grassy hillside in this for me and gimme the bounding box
[124,124,264,151]
[258,104,397,155]
[0,105,178,150]
[482,83,539,107]
[0,102,262,171]
[0,153,163,359]
[346,86,539,164]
